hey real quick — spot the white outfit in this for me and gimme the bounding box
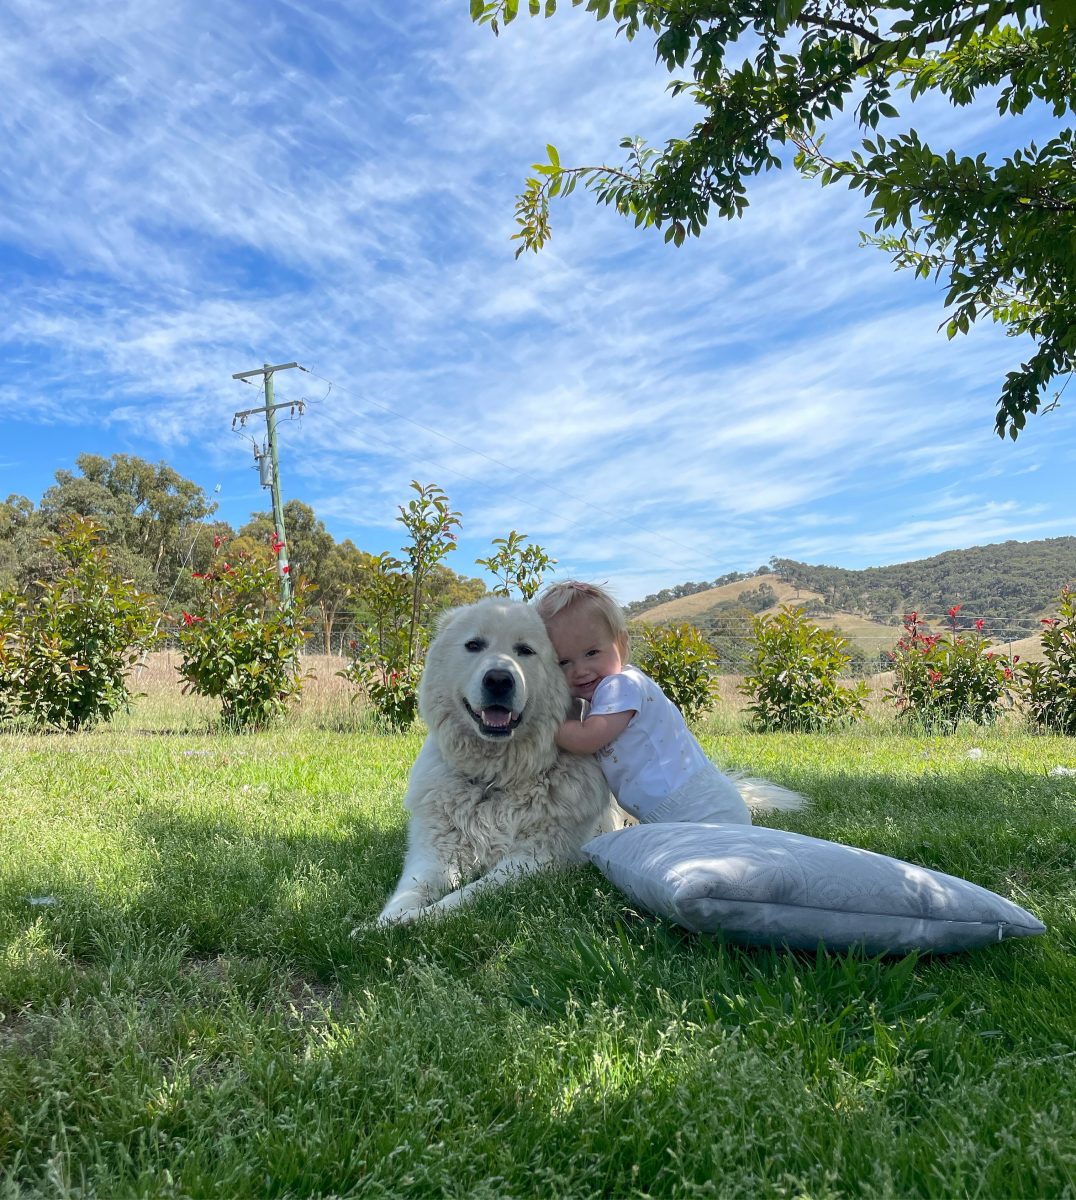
[587,666,751,825]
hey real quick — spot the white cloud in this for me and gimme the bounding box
[0,0,1071,601]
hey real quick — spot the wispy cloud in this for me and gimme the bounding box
[0,0,1071,601]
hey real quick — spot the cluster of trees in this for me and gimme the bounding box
[0,455,490,652]
[623,569,768,616]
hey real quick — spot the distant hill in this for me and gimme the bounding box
[768,538,1076,636]
[628,537,1076,672]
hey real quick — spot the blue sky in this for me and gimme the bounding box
[1,1,1071,603]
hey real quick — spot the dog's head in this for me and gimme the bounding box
[419,597,569,749]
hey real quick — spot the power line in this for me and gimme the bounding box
[298,367,723,576]
[298,385,718,581]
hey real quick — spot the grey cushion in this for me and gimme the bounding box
[582,822,1046,954]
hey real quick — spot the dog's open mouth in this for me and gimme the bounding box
[465,701,522,738]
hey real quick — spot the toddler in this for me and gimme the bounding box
[534,581,752,825]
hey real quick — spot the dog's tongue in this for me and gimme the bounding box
[482,707,513,728]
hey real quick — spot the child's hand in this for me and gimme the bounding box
[555,709,634,755]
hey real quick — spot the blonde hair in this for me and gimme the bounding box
[534,581,630,658]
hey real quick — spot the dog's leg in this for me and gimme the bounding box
[375,846,462,927]
[424,852,546,917]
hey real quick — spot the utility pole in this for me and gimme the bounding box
[231,361,303,604]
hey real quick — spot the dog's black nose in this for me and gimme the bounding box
[483,669,514,700]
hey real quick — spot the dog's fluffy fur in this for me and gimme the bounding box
[376,597,806,926]
[377,598,625,925]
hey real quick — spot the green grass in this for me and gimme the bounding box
[0,713,1073,1198]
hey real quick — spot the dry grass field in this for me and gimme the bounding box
[125,651,904,729]
[126,650,366,728]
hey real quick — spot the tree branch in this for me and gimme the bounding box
[798,5,885,46]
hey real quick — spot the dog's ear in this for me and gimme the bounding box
[431,604,466,638]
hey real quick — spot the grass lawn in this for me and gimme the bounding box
[0,709,1073,1198]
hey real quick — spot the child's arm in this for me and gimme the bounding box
[555,709,634,755]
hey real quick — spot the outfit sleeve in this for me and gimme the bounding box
[589,672,644,718]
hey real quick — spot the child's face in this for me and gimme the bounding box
[544,604,625,703]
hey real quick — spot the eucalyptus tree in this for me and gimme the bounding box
[39,454,217,595]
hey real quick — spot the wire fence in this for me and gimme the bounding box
[151,609,1050,680]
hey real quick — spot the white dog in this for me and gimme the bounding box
[375,597,806,926]
[376,598,626,925]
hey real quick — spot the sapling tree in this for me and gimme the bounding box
[631,621,720,723]
[1016,585,1076,733]
[885,605,1014,729]
[398,482,462,668]
[341,482,462,730]
[476,530,557,600]
[741,605,867,731]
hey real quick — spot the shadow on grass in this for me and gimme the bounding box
[5,760,1071,995]
[2,755,1073,1200]
[3,802,409,984]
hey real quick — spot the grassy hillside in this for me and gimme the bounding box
[633,576,819,623]
[629,537,1075,669]
[633,577,902,667]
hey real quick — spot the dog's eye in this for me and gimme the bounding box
[464,638,486,653]
[515,643,535,657]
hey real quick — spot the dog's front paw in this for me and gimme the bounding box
[373,905,421,928]
[348,907,407,935]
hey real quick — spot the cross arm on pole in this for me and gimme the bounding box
[231,362,299,381]
[232,400,305,425]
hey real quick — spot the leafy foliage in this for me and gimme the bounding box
[38,453,218,600]
[740,606,867,731]
[474,0,1076,436]
[631,621,720,723]
[177,538,309,731]
[475,529,556,600]
[1016,585,1076,733]
[340,483,463,731]
[0,593,22,725]
[339,552,419,731]
[885,606,1013,730]
[1,516,159,730]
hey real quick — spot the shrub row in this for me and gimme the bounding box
[0,518,306,733]
[4,519,1074,737]
[732,599,1075,734]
